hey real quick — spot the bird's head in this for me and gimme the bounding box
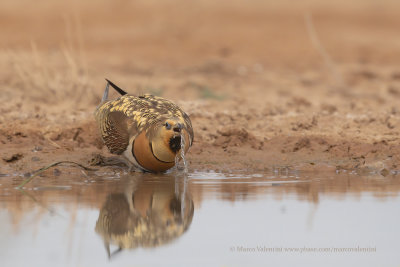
[150,118,190,163]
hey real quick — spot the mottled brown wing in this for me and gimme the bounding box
[101,111,131,154]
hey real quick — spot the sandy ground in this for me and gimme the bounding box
[1,0,400,175]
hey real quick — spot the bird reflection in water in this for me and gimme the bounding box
[95,177,194,258]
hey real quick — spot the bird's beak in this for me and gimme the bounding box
[173,123,183,134]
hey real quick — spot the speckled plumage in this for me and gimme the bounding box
[95,80,194,172]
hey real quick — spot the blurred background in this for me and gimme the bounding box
[2,0,400,106]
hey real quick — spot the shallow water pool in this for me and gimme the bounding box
[0,170,399,266]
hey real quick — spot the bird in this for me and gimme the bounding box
[95,79,194,172]
[95,177,194,256]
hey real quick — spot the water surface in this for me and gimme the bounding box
[0,170,399,267]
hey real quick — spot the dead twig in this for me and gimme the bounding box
[17,161,98,188]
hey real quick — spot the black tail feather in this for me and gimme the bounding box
[105,79,127,95]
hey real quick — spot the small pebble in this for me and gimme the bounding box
[32,146,43,152]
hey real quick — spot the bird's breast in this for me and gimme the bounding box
[132,131,175,172]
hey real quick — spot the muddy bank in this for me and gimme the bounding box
[1,106,399,175]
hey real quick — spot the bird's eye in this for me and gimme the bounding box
[165,122,171,130]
